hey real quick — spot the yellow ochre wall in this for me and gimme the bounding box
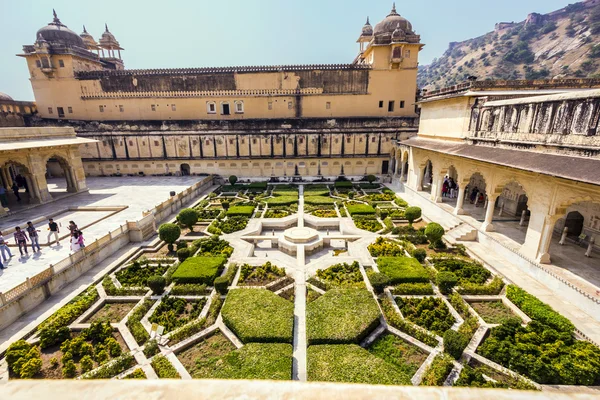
[417,96,473,140]
[23,43,421,121]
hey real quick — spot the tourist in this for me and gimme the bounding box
[26,221,41,252]
[70,231,81,253]
[47,218,60,246]
[0,185,7,207]
[13,226,29,256]
[0,231,13,262]
[68,221,78,236]
[442,179,449,198]
[11,182,21,202]
[77,230,85,248]
[476,192,485,207]
[470,187,479,203]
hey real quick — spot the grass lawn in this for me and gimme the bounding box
[221,289,294,343]
[377,257,430,284]
[307,289,380,344]
[304,195,336,205]
[226,205,255,217]
[307,344,412,385]
[171,256,226,285]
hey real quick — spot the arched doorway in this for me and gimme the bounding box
[564,211,584,237]
[1,161,36,206]
[488,180,530,244]
[45,155,77,198]
[463,172,487,214]
[180,163,191,176]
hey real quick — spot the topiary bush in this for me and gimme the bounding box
[366,174,377,184]
[425,222,445,249]
[147,275,166,295]
[443,329,470,359]
[177,247,190,262]
[228,175,238,186]
[177,208,199,231]
[437,271,458,294]
[404,206,422,226]
[158,223,181,252]
[411,248,427,263]
[368,272,390,294]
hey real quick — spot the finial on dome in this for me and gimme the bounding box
[52,9,61,24]
[366,16,370,25]
[392,2,396,13]
[105,23,109,32]
[83,25,88,33]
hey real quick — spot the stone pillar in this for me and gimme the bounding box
[416,167,424,191]
[3,167,13,187]
[32,172,52,203]
[400,162,407,182]
[536,219,555,264]
[434,176,444,203]
[519,210,527,226]
[66,168,78,193]
[481,195,497,232]
[0,168,9,189]
[454,185,466,215]
[24,175,39,203]
[585,238,595,258]
[559,227,568,245]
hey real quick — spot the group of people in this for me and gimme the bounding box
[0,220,85,270]
[441,176,458,199]
[469,186,486,207]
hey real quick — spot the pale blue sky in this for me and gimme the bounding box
[0,0,573,100]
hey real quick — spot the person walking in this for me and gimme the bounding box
[11,182,21,202]
[13,226,29,256]
[0,231,13,262]
[47,218,60,246]
[77,230,85,249]
[0,186,8,207]
[70,231,81,253]
[26,221,41,252]
[68,221,78,237]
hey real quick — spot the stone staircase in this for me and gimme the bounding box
[445,223,478,243]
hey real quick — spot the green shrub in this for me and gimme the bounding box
[437,271,458,294]
[412,248,427,263]
[149,296,206,333]
[379,298,439,347]
[177,247,190,262]
[307,289,380,344]
[226,205,255,217]
[38,286,98,334]
[170,283,208,295]
[239,261,286,285]
[346,204,376,216]
[80,355,94,373]
[506,285,574,333]
[458,276,504,295]
[368,237,404,257]
[304,195,336,205]
[177,208,199,231]
[94,350,109,365]
[392,282,434,295]
[334,181,353,189]
[158,223,181,252]
[222,289,294,343]
[115,261,169,288]
[368,272,390,294]
[126,299,155,345]
[432,257,491,286]
[307,344,411,385]
[193,236,234,258]
[353,215,383,232]
[376,257,429,284]
[209,216,249,234]
[394,197,408,207]
[39,326,71,349]
[123,368,147,379]
[266,196,298,206]
[248,181,268,190]
[228,175,238,185]
[214,264,239,294]
[143,340,160,358]
[6,341,43,378]
[147,275,166,295]
[404,206,422,226]
[62,360,77,378]
[397,297,455,336]
[420,354,454,386]
[171,256,226,285]
[443,329,470,359]
[425,222,445,248]
[315,261,364,289]
[82,354,136,379]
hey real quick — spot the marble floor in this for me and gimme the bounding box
[0,176,202,292]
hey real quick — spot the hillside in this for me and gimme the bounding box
[418,0,600,90]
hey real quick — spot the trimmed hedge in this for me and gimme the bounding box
[420,354,454,386]
[226,205,255,217]
[346,204,376,216]
[315,261,365,289]
[248,181,268,190]
[307,344,411,385]
[334,181,353,188]
[307,289,380,344]
[151,355,181,379]
[392,282,434,295]
[353,215,383,232]
[171,256,227,285]
[304,195,336,205]
[506,285,574,333]
[39,286,98,333]
[396,297,456,336]
[207,343,293,380]
[126,299,155,345]
[82,354,136,380]
[443,329,470,359]
[214,264,239,294]
[458,276,505,295]
[380,298,439,347]
[221,289,294,343]
[266,196,298,206]
[377,257,430,284]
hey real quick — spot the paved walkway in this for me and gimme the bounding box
[388,181,600,345]
[0,176,201,292]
